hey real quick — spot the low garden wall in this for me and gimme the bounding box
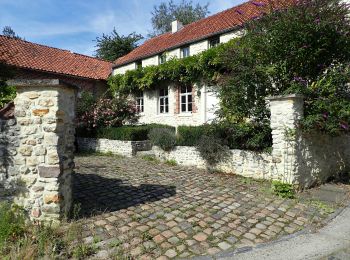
[77,137,151,157]
[76,95,350,189]
[152,146,272,179]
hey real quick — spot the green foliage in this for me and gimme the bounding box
[77,95,139,129]
[218,0,350,132]
[2,26,22,39]
[271,181,295,199]
[76,124,175,141]
[177,122,272,151]
[0,62,16,109]
[177,124,213,146]
[0,84,16,109]
[196,135,230,165]
[0,203,26,249]
[110,0,350,137]
[165,159,177,166]
[76,91,95,120]
[95,28,143,61]
[108,44,225,95]
[72,243,97,260]
[150,0,210,36]
[299,63,350,135]
[148,127,177,151]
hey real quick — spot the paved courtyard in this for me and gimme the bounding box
[72,154,347,259]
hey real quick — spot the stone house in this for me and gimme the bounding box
[0,35,113,99]
[113,0,292,127]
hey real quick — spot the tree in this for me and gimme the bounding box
[2,26,21,39]
[218,0,350,134]
[150,0,210,36]
[94,28,143,62]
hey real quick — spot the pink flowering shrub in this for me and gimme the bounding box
[78,96,139,129]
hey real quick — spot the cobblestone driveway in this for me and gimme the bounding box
[73,154,334,259]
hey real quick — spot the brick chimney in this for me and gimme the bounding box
[172,20,184,33]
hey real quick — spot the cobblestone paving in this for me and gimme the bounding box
[73,154,334,259]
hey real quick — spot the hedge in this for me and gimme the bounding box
[176,123,272,152]
[76,124,175,141]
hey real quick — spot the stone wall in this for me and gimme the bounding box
[266,95,350,188]
[1,79,76,224]
[77,137,151,157]
[152,146,272,179]
[152,95,350,188]
[0,118,20,199]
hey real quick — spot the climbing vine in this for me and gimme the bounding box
[108,42,229,94]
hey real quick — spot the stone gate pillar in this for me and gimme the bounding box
[9,79,76,224]
[267,94,304,185]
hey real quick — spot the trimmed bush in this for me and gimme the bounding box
[177,122,272,151]
[148,128,176,151]
[177,124,213,146]
[196,135,230,165]
[76,124,175,141]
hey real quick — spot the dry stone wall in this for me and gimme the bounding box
[152,146,272,179]
[77,137,151,157]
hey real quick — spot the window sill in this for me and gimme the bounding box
[178,113,193,117]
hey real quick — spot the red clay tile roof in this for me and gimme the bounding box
[0,35,113,80]
[115,0,294,67]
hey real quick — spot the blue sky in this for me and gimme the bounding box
[0,0,245,56]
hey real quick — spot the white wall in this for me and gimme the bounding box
[142,56,159,67]
[114,62,136,75]
[138,85,204,127]
[220,31,241,43]
[190,40,208,55]
[114,29,240,74]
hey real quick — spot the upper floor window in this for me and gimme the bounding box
[136,60,142,69]
[159,53,167,64]
[209,37,220,48]
[136,91,144,113]
[181,46,190,58]
[159,87,169,114]
[180,85,193,113]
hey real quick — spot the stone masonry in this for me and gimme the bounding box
[77,138,151,157]
[152,95,350,189]
[1,79,76,223]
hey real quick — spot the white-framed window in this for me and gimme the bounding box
[159,87,169,114]
[159,53,167,64]
[180,85,193,113]
[181,46,190,58]
[209,37,220,48]
[136,91,144,113]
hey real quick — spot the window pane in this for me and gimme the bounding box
[188,103,192,112]
[160,106,164,113]
[160,98,164,106]
[165,106,169,113]
[181,95,186,104]
[181,104,186,112]
[188,95,192,103]
[164,88,168,96]
[160,89,164,96]
[165,97,169,105]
